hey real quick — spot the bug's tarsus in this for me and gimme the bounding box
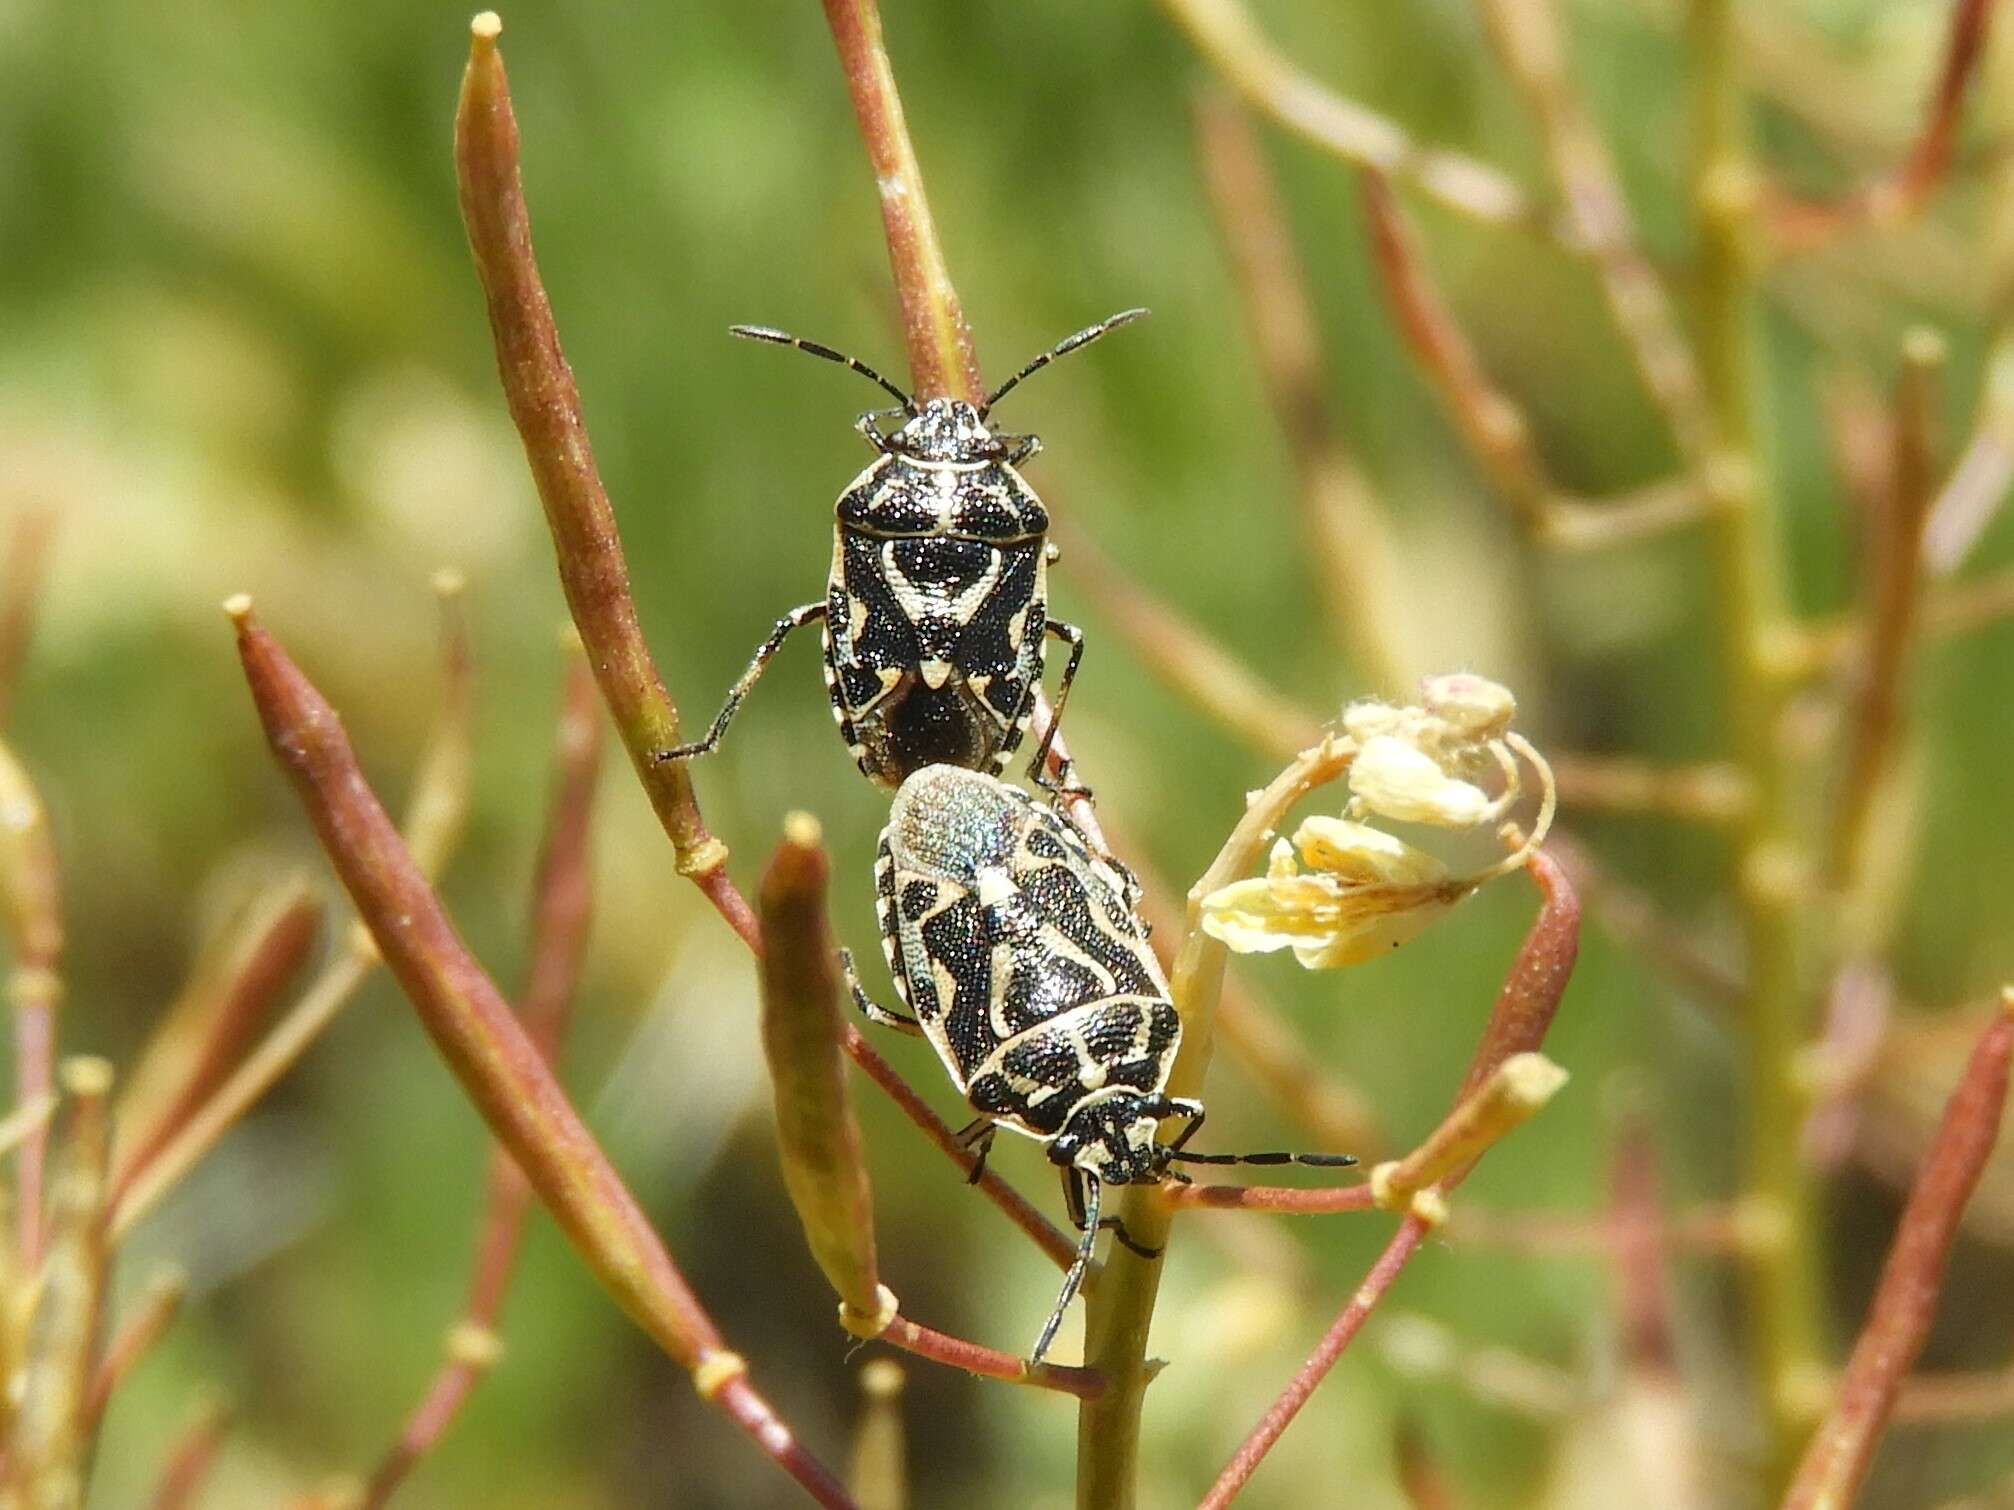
[842,947,925,1037]
[654,603,826,765]
[1033,1172,1101,1365]
[982,307,1150,416]
[954,1117,997,1185]
[854,405,910,452]
[730,324,915,411]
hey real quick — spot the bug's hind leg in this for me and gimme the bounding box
[1025,619,1086,800]
[840,948,923,1037]
[652,604,824,763]
[954,1117,998,1185]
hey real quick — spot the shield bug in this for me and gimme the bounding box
[847,764,1354,1362]
[654,310,1147,802]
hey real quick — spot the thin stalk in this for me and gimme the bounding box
[819,0,981,401]
[1075,737,1357,1508]
[1690,0,1826,1471]
[228,600,852,1508]
[1781,990,2014,1508]
[112,581,473,1241]
[848,1360,907,1510]
[81,1267,188,1435]
[455,15,748,931]
[358,653,602,1510]
[0,509,54,732]
[0,739,63,1269]
[146,1400,229,1510]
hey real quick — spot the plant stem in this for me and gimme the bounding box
[1688,0,1826,1477]
[820,0,982,402]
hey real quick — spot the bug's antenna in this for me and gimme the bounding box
[1032,1174,1101,1365]
[730,325,914,411]
[981,308,1149,416]
[1167,1150,1360,1168]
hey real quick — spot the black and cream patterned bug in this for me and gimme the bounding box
[654,311,1147,800]
[846,764,1354,1362]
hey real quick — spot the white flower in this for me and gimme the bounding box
[1420,674,1515,741]
[1348,735,1493,827]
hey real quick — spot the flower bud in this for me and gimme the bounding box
[1349,736,1492,827]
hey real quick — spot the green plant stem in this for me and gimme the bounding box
[1689,0,1825,1478]
[1075,739,1355,1509]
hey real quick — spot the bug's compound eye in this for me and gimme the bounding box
[1046,1132,1082,1168]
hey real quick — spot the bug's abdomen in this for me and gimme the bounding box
[965,997,1182,1138]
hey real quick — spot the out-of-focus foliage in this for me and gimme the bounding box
[2,0,2013,1505]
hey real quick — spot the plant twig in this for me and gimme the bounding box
[0,509,54,732]
[1690,0,1826,1468]
[111,881,322,1203]
[1076,735,1358,1508]
[1924,330,2014,573]
[1047,513,1319,761]
[227,599,852,1508]
[147,1400,230,1510]
[1158,0,1539,230]
[1831,329,1944,900]
[1194,96,1414,691]
[1768,0,1999,252]
[1782,988,2014,1509]
[1198,853,1580,1502]
[0,738,63,1269]
[1165,1051,1568,1214]
[877,1313,1103,1400]
[820,0,980,401]
[6,1059,114,1506]
[112,581,474,1241]
[358,652,602,1510]
[81,1266,188,1435]
[1474,0,1710,464]
[1548,755,1752,824]
[454,14,749,937]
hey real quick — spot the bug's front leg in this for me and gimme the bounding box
[1061,1167,1162,1260]
[839,947,923,1037]
[652,603,825,763]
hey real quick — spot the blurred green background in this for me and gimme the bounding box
[3,0,2013,1504]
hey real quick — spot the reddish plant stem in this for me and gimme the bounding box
[111,887,322,1204]
[1200,1213,1435,1509]
[878,1314,1104,1400]
[81,1268,187,1433]
[819,0,982,401]
[1781,991,2014,1509]
[454,14,739,913]
[1770,0,1998,250]
[228,600,851,1509]
[1199,854,1580,1502]
[1607,1113,1679,1372]
[147,1402,230,1510]
[839,1021,1077,1272]
[359,655,603,1510]
[1192,96,1413,690]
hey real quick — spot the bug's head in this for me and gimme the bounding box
[1048,1092,1173,1187]
[888,397,1006,462]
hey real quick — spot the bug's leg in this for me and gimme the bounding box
[840,947,923,1037]
[1034,1172,1102,1364]
[1161,1098,1208,1156]
[954,1117,998,1185]
[1025,620,1086,799]
[652,604,825,763]
[854,405,908,452]
[998,432,1042,465]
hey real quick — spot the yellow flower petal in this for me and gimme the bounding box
[1293,816,1450,887]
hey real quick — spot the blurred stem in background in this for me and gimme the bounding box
[1689,0,1827,1474]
